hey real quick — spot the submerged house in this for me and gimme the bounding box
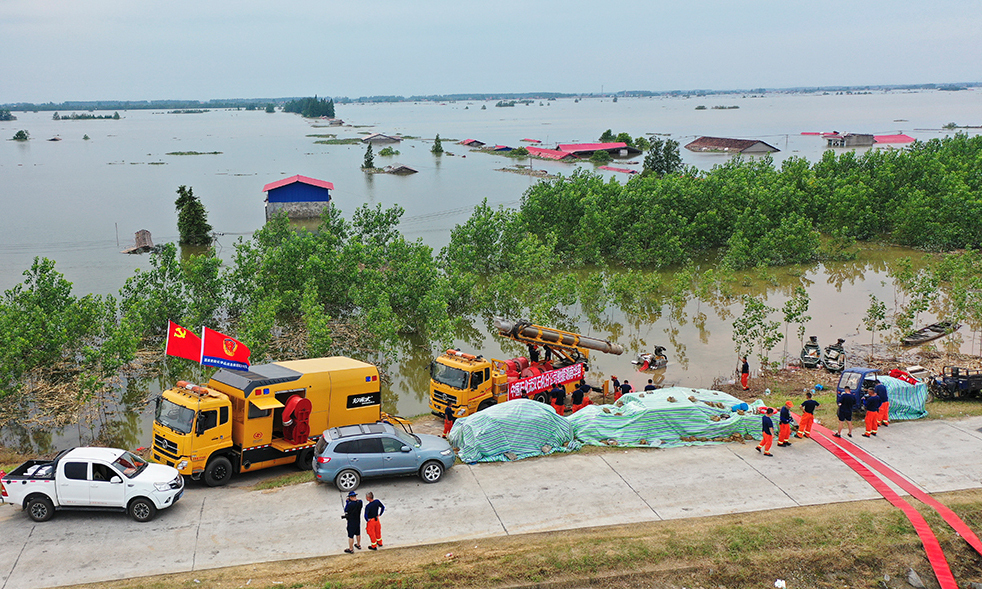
[684,136,780,154]
[825,133,874,148]
[459,139,486,147]
[557,142,643,158]
[383,163,418,175]
[526,146,577,161]
[361,133,402,144]
[263,175,334,221]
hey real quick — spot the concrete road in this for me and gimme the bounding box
[2,416,981,589]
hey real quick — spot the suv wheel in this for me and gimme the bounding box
[335,469,360,492]
[419,461,444,484]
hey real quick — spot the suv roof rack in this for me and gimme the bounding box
[330,422,388,440]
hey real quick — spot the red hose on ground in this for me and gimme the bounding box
[811,420,982,557]
[807,429,958,588]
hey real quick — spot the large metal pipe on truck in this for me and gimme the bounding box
[493,318,624,355]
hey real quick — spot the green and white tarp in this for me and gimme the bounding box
[879,375,929,421]
[568,387,764,448]
[448,399,582,463]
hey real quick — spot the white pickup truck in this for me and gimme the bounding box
[0,447,184,522]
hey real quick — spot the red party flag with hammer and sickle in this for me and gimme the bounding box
[165,320,202,362]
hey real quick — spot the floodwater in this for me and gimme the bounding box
[1,90,980,452]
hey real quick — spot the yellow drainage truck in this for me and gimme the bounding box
[151,357,381,486]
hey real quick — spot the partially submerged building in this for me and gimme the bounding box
[459,139,486,147]
[361,133,402,144]
[557,142,643,158]
[263,175,333,221]
[825,133,874,148]
[383,163,418,175]
[526,146,578,161]
[684,136,780,154]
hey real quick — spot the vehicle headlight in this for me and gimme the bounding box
[154,482,171,492]
[440,449,454,456]
[176,460,188,470]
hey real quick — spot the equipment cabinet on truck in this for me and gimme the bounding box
[152,357,381,486]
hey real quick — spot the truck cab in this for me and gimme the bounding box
[429,351,504,417]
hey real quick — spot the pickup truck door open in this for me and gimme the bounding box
[88,462,126,507]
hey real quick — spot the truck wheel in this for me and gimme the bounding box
[296,448,314,471]
[419,461,444,484]
[532,392,549,404]
[129,497,157,523]
[335,469,360,492]
[27,496,55,522]
[204,456,233,487]
[477,399,495,412]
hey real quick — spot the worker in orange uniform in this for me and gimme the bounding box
[796,392,820,439]
[442,403,456,437]
[874,381,890,427]
[549,383,566,415]
[862,389,881,438]
[756,408,774,457]
[571,381,593,413]
[740,356,750,391]
[364,492,385,550]
[777,401,793,447]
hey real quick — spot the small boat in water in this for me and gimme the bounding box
[822,338,846,372]
[632,346,668,371]
[901,321,960,346]
[800,336,821,368]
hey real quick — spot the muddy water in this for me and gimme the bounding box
[3,244,965,454]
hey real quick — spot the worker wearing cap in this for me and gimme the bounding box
[796,392,820,439]
[874,381,890,427]
[550,383,566,415]
[342,491,363,553]
[777,401,793,447]
[862,389,882,437]
[364,492,385,550]
[756,408,774,456]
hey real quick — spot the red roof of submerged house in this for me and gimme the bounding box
[526,146,576,160]
[460,139,485,146]
[521,138,542,143]
[558,142,627,153]
[684,136,780,153]
[599,166,638,175]
[262,175,334,192]
[874,134,915,144]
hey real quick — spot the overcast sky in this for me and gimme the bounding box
[3,0,980,103]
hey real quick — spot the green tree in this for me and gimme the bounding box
[642,138,682,177]
[265,104,275,113]
[12,130,29,141]
[174,185,213,246]
[431,134,444,155]
[599,129,615,142]
[362,143,374,169]
[862,294,890,360]
[614,132,634,146]
[112,112,120,120]
[590,149,612,165]
[781,286,811,366]
[378,146,399,156]
[732,295,783,369]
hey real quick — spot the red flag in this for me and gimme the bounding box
[165,321,202,362]
[200,327,251,371]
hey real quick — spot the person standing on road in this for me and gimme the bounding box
[740,357,750,391]
[756,408,774,456]
[835,386,856,438]
[364,492,385,550]
[342,491,363,553]
[862,389,882,438]
[550,383,566,415]
[777,401,793,447]
[874,380,890,427]
[796,392,820,439]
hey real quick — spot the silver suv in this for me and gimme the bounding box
[312,422,456,491]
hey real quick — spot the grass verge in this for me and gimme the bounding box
[60,489,982,589]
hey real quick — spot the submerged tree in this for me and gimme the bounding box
[642,138,682,177]
[362,143,374,169]
[174,185,213,246]
[431,134,443,155]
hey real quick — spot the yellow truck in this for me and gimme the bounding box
[429,318,623,418]
[151,357,381,486]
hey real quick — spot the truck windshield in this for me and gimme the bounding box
[155,398,195,434]
[112,451,149,479]
[430,362,469,390]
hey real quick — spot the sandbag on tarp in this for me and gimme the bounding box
[448,399,582,463]
[878,375,929,421]
[569,387,763,448]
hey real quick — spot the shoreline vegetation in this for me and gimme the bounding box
[3,133,982,452]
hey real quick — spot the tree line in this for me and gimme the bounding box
[282,96,335,118]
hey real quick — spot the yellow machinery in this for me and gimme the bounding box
[151,357,381,486]
[428,318,623,418]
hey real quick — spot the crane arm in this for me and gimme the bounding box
[493,318,624,355]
